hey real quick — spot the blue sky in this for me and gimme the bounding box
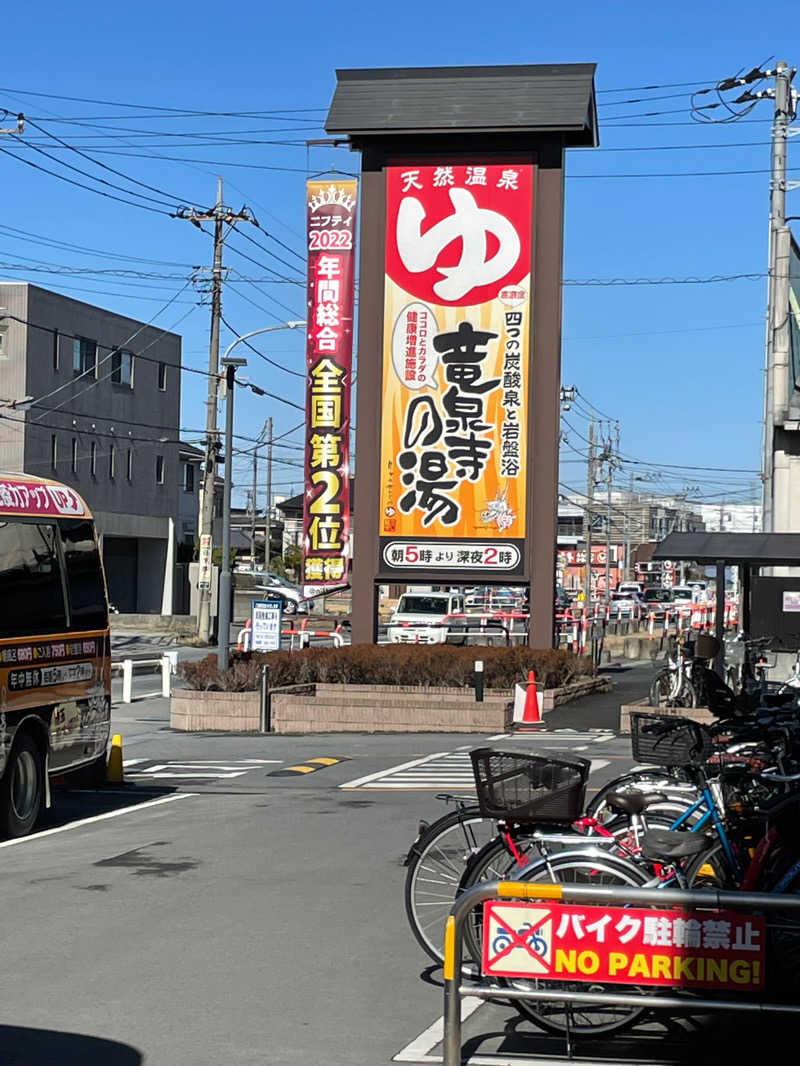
[0,0,789,510]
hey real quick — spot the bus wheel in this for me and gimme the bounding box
[0,733,44,838]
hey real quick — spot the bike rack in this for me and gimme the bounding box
[442,879,800,1066]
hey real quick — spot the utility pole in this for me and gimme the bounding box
[600,423,620,604]
[624,471,634,581]
[264,416,273,573]
[250,419,269,572]
[759,61,798,532]
[583,420,596,606]
[604,451,613,604]
[177,178,256,643]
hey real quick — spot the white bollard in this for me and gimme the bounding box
[161,655,171,698]
[166,649,179,674]
[122,658,133,704]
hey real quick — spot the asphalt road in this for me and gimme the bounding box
[2,659,767,1066]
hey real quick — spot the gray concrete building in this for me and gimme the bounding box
[0,282,182,613]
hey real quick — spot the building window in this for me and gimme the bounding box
[158,362,167,391]
[53,328,60,371]
[183,462,194,493]
[50,434,58,470]
[0,322,7,360]
[71,437,78,475]
[109,444,116,480]
[127,448,133,482]
[156,454,165,484]
[90,441,97,478]
[73,337,97,378]
[111,349,134,387]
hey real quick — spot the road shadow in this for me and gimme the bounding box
[0,1024,142,1064]
[35,783,177,834]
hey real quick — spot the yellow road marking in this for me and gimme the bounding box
[307,757,341,766]
[284,765,316,774]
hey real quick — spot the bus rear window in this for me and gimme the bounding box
[0,520,66,637]
[59,519,108,631]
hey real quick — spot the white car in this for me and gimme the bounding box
[670,586,694,607]
[607,591,643,618]
[387,592,465,644]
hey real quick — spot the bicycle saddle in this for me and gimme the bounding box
[604,791,669,816]
[641,827,713,863]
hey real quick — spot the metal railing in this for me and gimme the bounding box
[111,652,176,702]
[442,879,800,1066]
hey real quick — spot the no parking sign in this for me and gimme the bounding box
[482,900,764,990]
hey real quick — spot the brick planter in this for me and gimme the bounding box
[170,676,603,733]
[619,697,715,733]
[271,683,512,733]
[171,689,260,732]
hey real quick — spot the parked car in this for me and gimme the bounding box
[607,590,644,619]
[253,571,315,615]
[641,586,673,622]
[617,581,643,596]
[387,591,465,644]
[670,585,694,607]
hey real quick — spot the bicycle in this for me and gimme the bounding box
[403,794,496,965]
[479,717,800,1036]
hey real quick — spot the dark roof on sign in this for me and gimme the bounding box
[653,532,800,566]
[325,64,598,147]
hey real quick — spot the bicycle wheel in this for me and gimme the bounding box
[762,862,800,994]
[649,669,696,709]
[404,807,495,964]
[458,831,545,965]
[503,850,653,1037]
[457,818,667,965]
[587,769,699,825]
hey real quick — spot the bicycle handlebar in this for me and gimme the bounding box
[759,769,800,783]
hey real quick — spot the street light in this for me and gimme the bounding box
[216,321,306,670]
[218,355,247,672]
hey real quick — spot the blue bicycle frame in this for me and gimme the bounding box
[666,783,743,881]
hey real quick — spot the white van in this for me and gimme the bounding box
[387,591,465,644]
[617,582,643,596]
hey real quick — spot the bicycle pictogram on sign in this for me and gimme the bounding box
[482,903,553,977]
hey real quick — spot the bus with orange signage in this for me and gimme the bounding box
[0,473,110,836]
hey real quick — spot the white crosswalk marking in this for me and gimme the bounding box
[123,758,280,781]
[340,738,613,791]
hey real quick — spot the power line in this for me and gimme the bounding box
[0,143,172,215]
[220,314,304,379]
[0,222,196,268]
[20,114,204,210]
[563,272,764,286]
[0,85,326,115]
[230,223,305,279]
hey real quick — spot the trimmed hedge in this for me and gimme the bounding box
[177,644,589,693]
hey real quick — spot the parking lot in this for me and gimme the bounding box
[1,664,660,1066]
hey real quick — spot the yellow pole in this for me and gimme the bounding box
[107,734,124,784]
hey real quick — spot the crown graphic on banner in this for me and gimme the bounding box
[309,184,356,213]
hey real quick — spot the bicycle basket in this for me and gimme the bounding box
[630,712,713,768]
[469,748,591,823]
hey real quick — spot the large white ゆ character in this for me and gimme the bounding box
[396,188,520,302]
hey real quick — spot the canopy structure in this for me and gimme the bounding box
[652,532,800,568]
[652,532,800,664]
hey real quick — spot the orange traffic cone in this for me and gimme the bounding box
[521,669,543,726]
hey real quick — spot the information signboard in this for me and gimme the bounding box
[250,597,283,652]
[378,161,533,579]
[198,534,213,591]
